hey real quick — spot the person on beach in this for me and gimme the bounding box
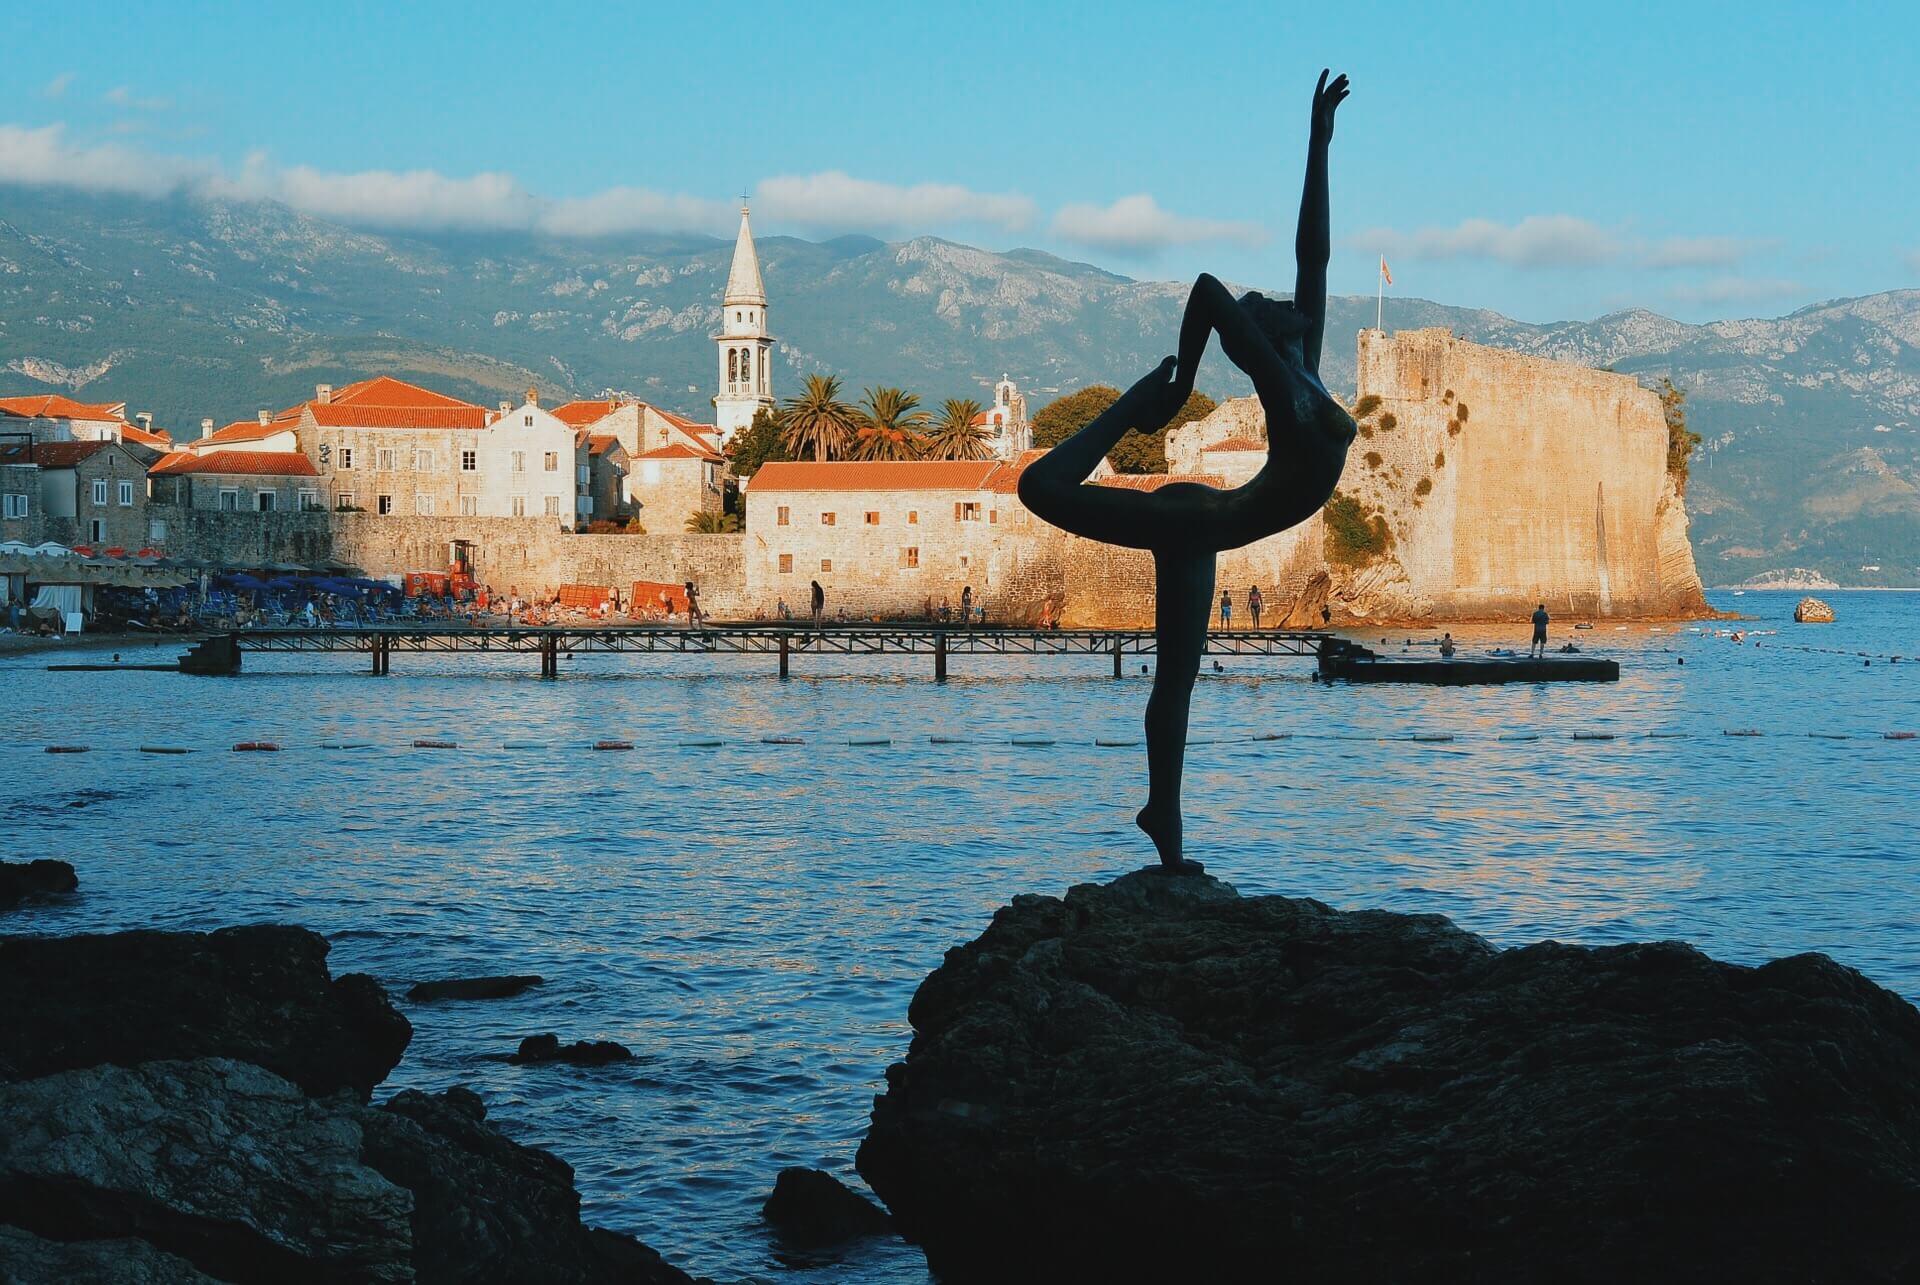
[810,580,825,628]
[1530,603,1550,658]
[1017,69,1355,873]
[1219,589,1233,631]
[685,581,702,628]
[1248,585,1263,630]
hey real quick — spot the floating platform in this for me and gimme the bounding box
[1317,642,1617,685]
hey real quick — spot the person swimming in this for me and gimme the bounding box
[1018,70,1354,872]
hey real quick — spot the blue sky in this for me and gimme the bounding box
[7,0,1917,323]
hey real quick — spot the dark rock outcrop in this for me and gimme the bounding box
[762,1167,892,1247]
[408,974,545,1001]
[0,1225,218,1284]
[508,1033,632,1066]
[0,1059,700,1284]
[857,870,1920,1283]
[0,925,409,1100]
[0,859,77,910]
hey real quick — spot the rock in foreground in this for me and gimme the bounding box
[762,1167,892,1247]
[408,974,545,1001]
[0,925,409,1100]
[508,1033,633,1065]
[857,870,1920,1283]
[0,859,77,911]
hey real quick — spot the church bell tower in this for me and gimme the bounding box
[713,204,775,446]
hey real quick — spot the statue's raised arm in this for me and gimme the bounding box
[1295,70,1348,374]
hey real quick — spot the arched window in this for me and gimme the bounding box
[759,348,768,387]
[728,349,738,383]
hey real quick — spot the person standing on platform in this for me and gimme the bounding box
[1218,589,1233,631]
[685,581,702,628]
[810,580,825,629]
[1529,603,1550,658]
[1248,585,1263,630]
[961,585,974,628]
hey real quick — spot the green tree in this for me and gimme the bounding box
[850,386,930,461]
[1658,377,1700,491]
[781,374,860,462]
[727,406,790,478]
[924,398,994,461]
[1031,385,1217,473]
[686,509,740,533]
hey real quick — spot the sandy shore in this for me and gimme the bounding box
[0,631,203,659]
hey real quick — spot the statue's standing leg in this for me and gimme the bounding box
[1138,547,1216,871]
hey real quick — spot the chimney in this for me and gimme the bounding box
[200,417,214,440]
[136,412,153,430]
[526,386,539,407]
[257,410,272,426]
[499,400,512,416]
[316,383,333,405]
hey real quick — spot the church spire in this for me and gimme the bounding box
[724,205,766,306]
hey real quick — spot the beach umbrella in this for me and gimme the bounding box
[230,574,269,591]
[265,577,298,592]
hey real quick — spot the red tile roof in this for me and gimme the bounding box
[307,403,489,429]
[749,460,1002,492]
[198,418,295,447]
[984,449,1048,493]
[327,376,480,410]
[120,422,173,449]
[150,450,318,478]
[1204,437,1266,452]
[587,434,621,457]
[635,443,722,462]
[1097,472,1226,491]
[552,399,618,427]
[0,394,126,422]
[0,441,112,468]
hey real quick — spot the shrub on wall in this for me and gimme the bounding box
[1364,451,1383,469]
[1433,450,1446,468]
[1378,412,1397,431]
[1414,476,1433,497]
[1351,394,1382,419]
[1323,490,1393,566]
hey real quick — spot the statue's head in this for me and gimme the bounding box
[1239,291,1311,351]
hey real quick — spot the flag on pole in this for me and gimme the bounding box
[1380,256,1393,287]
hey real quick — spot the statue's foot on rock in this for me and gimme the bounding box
[1143,859,1206,876]
[1134,804,1183,868]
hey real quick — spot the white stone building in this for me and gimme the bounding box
[976,377,1032,459]
[712,206,774,446]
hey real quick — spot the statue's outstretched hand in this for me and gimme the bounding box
[1311,70,1350,143]
[1118,357,1186,432]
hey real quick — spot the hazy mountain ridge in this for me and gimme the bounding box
[2,186,1917,585]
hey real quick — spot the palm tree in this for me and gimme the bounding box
[850,386,930,462]
[780,375,859,463]
[686,510,739,533]
[924,398,994,461]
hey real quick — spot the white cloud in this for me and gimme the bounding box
[1051,194,1266,252]
[1355,215,1620,268]
[1637,235,1771,270]
[105,85,172,112]
[273,165,540,232]
[42,73,73,99]
[0,123,213,198]
[755,170,1034,234]
[543,186,734,237]
[1666,277,1803,306]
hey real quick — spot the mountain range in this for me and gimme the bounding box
[3,184,1917,586]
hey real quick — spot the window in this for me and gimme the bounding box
[91,479,109,506]
[820,559,832,572]
[511,495,526,517]
[901,547,920,569]
[460,495,478,516]
[544,495,560,516]
[523,415,533,427]
[118,481,135,507]
[959,554,971,568]
[377,494,393,515]
[338,447,354,470]
[778,553,793,574]
[821,511,836,526]
[298,488,320,511]
[415,494,433,516]
[148,518,166,541]
[776,505,790,526]
[89,518,104,542]
[414,449,435,473]
[336,491,355,511]
[907,510,918,524]
[461,449,477,472]
[989,509,998,524]
[218,488,239,512]
[375,448,394,471]
[543,451,559,472]
[864,511,880,525]
[256,491,276,513]
[3,493,28,519]
[955,502,981,521]
[512,450,526,473]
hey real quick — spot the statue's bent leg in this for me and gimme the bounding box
[1138,547,1216,869]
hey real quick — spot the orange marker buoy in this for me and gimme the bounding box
[232,741,281,752]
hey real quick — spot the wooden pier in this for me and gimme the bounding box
[198,624,1332,679]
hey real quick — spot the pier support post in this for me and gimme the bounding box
[540,635,558,679]
[1113,638,1123,679]
[934,631,947,682]
[778,634,789,680]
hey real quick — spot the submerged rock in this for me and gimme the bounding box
[0,1059,699,1284]
[508,1033,633,1066]
[409,974,545,1001]
[0,925,410,1100]
[762,1167,892,1247]
[857,870,1920,1283]
[0,859,77,910]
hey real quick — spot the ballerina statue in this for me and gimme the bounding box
[1017,70,1356,873]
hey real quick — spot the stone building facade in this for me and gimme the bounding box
[0,440,153,550]
[0,394,173,458]
[552,398,724,524]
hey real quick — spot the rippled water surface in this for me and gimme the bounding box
[4,590,1917,1282]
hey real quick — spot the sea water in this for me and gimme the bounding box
[3,589,1915,1283]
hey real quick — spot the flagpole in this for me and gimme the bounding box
[1376,260,1383,332]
